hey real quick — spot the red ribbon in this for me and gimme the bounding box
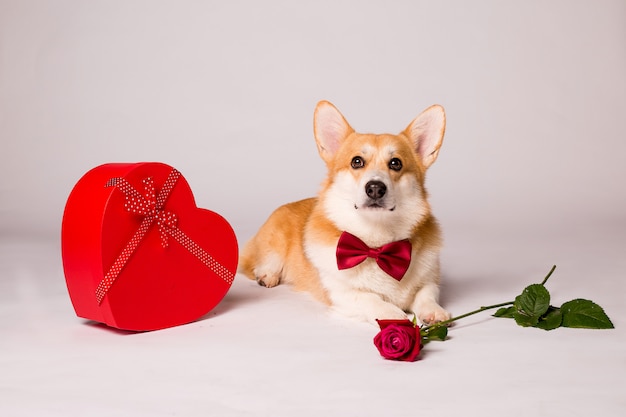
[95,169,235,304]
[336,231,412,281]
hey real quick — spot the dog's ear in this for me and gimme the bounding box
[314,101,354,163]
[403,105,446,168]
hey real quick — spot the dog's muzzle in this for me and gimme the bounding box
[359,180,395,210]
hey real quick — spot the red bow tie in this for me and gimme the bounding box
[336,231,412,281]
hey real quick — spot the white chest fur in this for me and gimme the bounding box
[304,238,424,312]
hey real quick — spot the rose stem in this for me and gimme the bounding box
[422,264,558,333]
[421,301,515,333]
[540,265,557,286]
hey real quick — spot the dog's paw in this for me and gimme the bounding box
[256,273,280,288]
[416,303,451,325]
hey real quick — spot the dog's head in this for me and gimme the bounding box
[313,100,446,241]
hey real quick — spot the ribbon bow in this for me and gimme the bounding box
[336,231,412,281]
[106,176,178,248]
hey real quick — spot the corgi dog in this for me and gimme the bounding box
[239,101,451,325]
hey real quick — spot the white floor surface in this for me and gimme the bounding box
[1,228,624,417]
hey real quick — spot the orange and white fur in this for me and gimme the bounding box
[239,101,451,325]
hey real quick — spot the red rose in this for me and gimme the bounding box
[373,319,421,361]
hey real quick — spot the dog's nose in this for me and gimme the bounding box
[365,180,387,200]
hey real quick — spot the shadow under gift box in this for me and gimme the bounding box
[61,162,238,331]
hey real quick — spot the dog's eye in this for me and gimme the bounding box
[389,158,403,171]
[351,156,365,169]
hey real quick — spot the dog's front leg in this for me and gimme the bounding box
[327,285,408,324]
[410,282,451,325]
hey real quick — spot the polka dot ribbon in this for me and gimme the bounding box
[95,169,235,305]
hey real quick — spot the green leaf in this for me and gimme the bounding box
[514,284,551,317]
[513,284,551,327]
[535,306,563,331]
[422,325,448,342]
[513,310,539,327]
[493,306,515,318]
[561,299,614,329]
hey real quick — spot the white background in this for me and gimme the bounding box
[1,1,625,416]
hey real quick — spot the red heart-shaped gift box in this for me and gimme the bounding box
[62,162,238,331]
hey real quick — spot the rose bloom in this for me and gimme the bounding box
[373,319,421,361]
